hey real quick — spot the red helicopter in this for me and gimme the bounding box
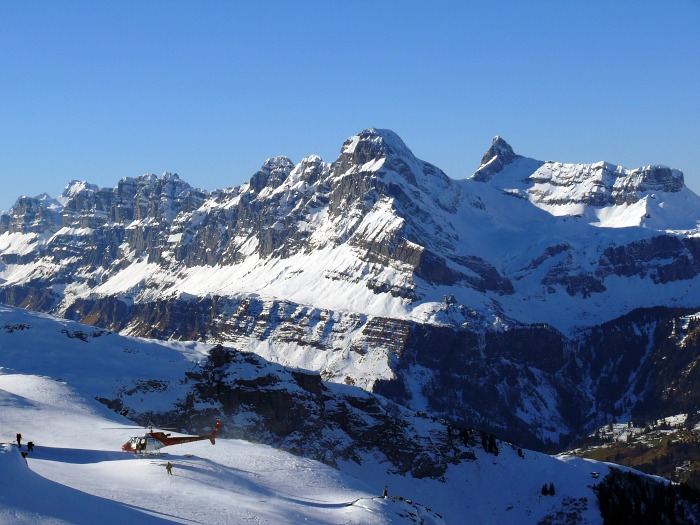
[116,421,221,454]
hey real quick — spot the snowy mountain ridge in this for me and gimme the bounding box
[486,159,692,231]
[2,129,700,450]
[2,129,699,329]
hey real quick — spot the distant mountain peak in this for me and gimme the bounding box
[472,136,520,182]
[62,180,99,197]
[334,128,416,175]
[483,136,515,161]
[249,157,295,193]
[341,128,412,155]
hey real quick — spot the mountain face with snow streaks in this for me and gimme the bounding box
[2,128,700,449]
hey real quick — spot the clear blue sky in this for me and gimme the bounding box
[1,1,699,212]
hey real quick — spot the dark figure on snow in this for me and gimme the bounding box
[166,461,173,475]
[16,433,22,448]
[27,441,34,452]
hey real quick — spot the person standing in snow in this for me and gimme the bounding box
[166,461,173,475]
[16,433,22,448]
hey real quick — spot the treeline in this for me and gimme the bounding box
[594,468,700,524]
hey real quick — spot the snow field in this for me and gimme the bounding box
[0,374,439,524]
[1,303,668,524]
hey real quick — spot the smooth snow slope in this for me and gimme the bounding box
[0,374,442,525]
[0,303,645,524]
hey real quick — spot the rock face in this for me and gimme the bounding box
[123,344,482,479]
[527,161,685,208]
[472,135,521,182]
[2,128,700,449]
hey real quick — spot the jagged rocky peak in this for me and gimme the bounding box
[333,128,416,175]
[61,180,100,199]
[128,172,208,223]
[481,136,516,166]
[472,136,520,182]
[0,194,62,234]
[325,128,463,220]
[59,180,113,224]
[56,172,203,226]
[128,172,196,194]
[286,154,330,188]
[624,164,685,194]
[249,156,295,193]
[345,128,414,160]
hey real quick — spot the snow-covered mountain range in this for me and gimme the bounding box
[2,129,700,449]
[4,303,694,524]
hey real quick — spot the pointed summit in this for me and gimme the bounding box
[333,128,416,176]
[481,136,516,166]
[472,136,520,182]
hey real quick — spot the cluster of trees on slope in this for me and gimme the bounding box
[593,468,700,525]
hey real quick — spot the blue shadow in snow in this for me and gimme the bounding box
[27,445,135,464]
[169,455,363,509]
